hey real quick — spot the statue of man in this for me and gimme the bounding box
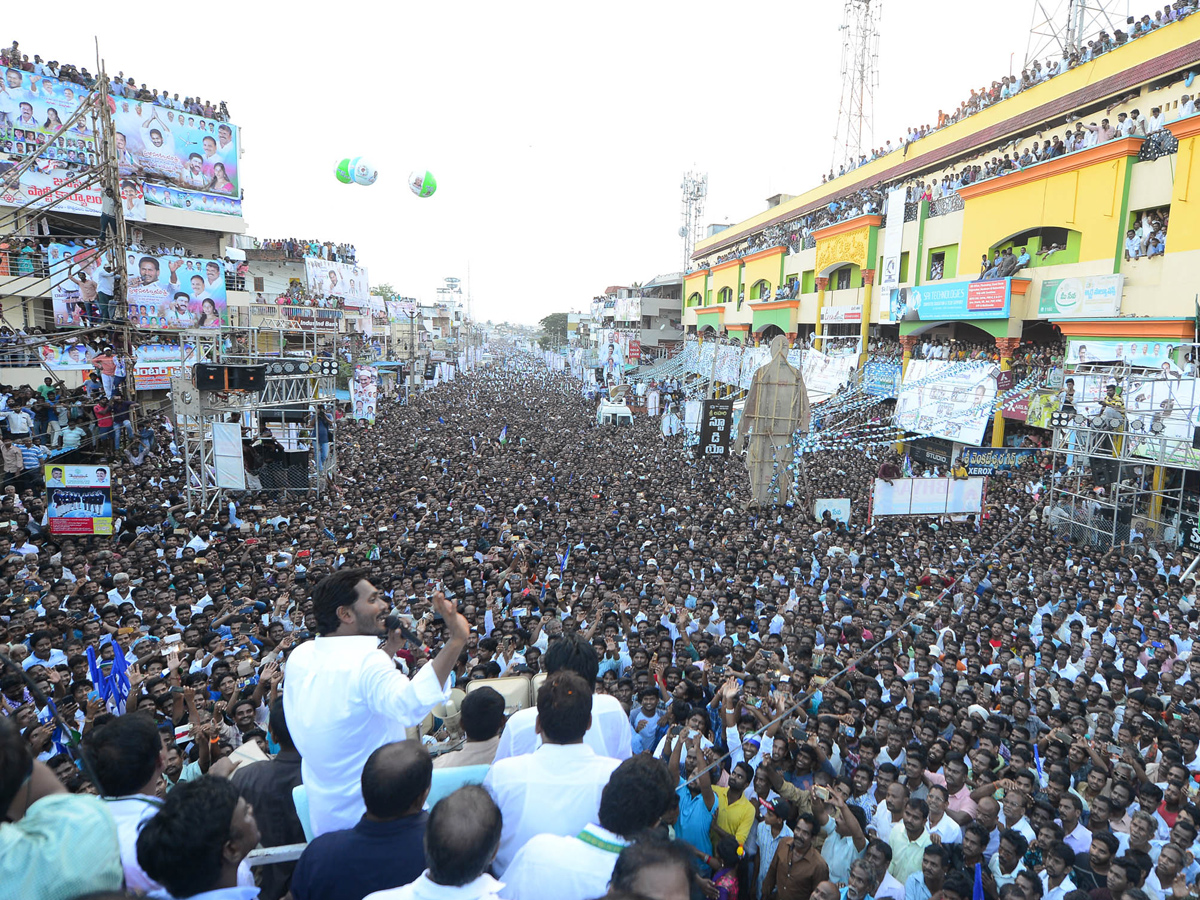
[739,335,810,506]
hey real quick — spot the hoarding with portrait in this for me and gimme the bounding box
[350,365,378,422]
[112,100,238,194]
[1066,338,1180,371]
[46,464,112,535]
[0,67,147,219]
[142,182,241,217]
[304,258,371,308]
[894,360,998,445]
[124,253,227,329]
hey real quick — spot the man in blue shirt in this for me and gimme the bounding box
[290,740,432,900]
[630,688,663,754]
[669,729,716,875]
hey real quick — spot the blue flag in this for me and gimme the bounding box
[499,426,508,445]
[973,863,984,900]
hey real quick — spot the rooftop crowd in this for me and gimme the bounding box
[0,40,231,122]
[0,348,1197,900]
[253,239,358,263]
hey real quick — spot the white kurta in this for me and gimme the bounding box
[647,390,660,417]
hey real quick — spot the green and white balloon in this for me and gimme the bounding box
[408,170,437,198]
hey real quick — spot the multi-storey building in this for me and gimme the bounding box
[683,14,1200,374]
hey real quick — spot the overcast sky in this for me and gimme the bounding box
[25,1,1046,324]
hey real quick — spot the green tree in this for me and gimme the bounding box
[371,283,397,301]
[539,312,569,348]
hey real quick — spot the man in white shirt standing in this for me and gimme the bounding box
[484,670,621,875]
[499,753,676,900]
[492,635,632,762]
[283,568,469,836]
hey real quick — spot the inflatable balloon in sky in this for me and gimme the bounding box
[350,157,378,186]
[408,170,437,198]
[335,158,353,184]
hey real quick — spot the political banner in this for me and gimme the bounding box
[46,464,112,535]
[959,447,1036,475]
[862,360,902,398]
[885,278,1011,322]
[36,342,95,370]
[0,168,146,221]
[350,365,378,422]
[1025,392,1061,430]
[793,347,858,402]
[133,343,195,390]
[697,399,733,458]
[304,258,371,308]
[46,243,112,326]
[1066,338,1180,371]
[894,360,998,445]
[143,182,242,217]
[880,186,906,291]
[112,101,238,194]
[125,253,227,329]
[1038,274,1123,318]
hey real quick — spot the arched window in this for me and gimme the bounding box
[750,279,772,300]
[717,287,733,306]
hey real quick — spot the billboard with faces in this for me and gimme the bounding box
[124,253,227,329]
[112,99,238,195]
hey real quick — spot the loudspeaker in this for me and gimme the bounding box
[1192,426,1200,449]
[228,365,266,391]
[195,364,224,390]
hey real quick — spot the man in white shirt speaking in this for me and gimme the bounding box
[284,568,469,836]
[493,635,632,761]
[500,754,676,900]
[484,670,621,875]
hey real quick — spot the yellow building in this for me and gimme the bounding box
[683,16,1200,381]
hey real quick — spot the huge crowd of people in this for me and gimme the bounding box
[0,347,1196,900]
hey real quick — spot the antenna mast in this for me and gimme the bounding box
[831,0,882,176]
[1025,0,1130,70]
[680,171,707,270]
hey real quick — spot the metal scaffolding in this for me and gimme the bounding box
[1044,360,1198,549]
[174,327,339,514]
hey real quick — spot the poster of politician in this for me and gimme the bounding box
[112,101,238,193]
[125,253,227,329]
[46,464,113,535]
[894,360,998,446]
[351,365,378,423]
[305,258,371,308]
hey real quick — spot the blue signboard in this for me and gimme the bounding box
[959,446,1036,475]
[886,278,1012,322]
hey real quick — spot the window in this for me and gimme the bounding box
[926,244,957,281]
[750,279,771,300]
[717,287,733,305]
[1125,206,1169,261]
[253,276,265,292]
[686,292,701,308]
